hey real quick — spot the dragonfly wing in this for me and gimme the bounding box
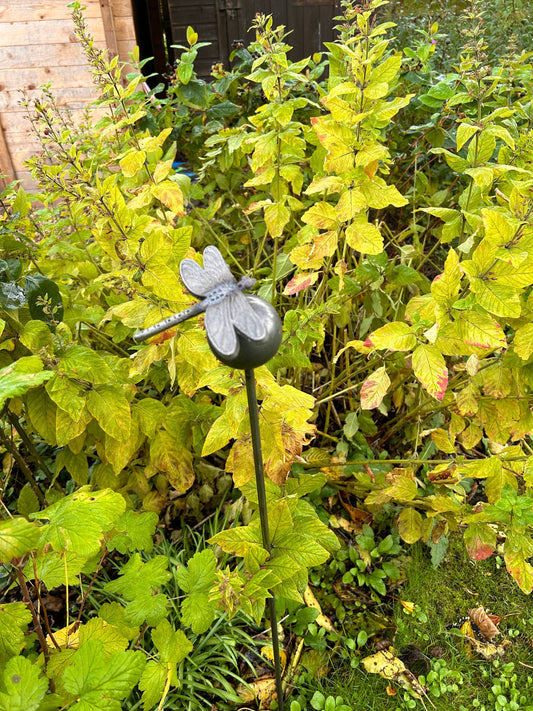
[180,259,214,297]
[202,245,234,283]
[204,299,238,358]
[229,292,266,341]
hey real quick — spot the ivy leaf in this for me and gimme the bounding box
[0,360,53,410]
[360,366,390,410]
[107,510,159,554]
[32,488,126,558]
[62,639,145,711]
[104,554,171,626]
[412,344,448,401]
[175,549,217,634]
[0,655,48,711]
[0,518,40,563]
[0,604,32,665]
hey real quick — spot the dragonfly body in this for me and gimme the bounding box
[133,247,265,358]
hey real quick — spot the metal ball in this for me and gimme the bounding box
[207,295,282,370]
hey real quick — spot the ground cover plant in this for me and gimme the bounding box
[1,0,533,708]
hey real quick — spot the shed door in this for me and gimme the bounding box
[166,0,339,77]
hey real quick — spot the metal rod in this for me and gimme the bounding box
[244,369,284,711]
[133,302,204,343]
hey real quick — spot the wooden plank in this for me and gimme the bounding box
[111,0,136,18]
[0,1,101,22]
[0,118,16,186]
[0,108,88,133]
[100,0,118,55]
[0,87,96,113]
[0,66,95,93]
[114,15,136,42]
[0,41,107,68]
[0,17,106,47]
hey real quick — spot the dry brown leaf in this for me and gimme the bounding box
[469,606,500,641]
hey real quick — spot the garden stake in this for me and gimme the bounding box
[134,245,284,710]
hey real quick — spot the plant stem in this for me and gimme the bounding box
[0,429,45,504]
[244,369,284,711]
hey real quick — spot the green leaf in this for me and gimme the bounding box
[25,550,86,589]
[456,122,480,151]
[16,485,39,518]
[412,344,448,401]
[365,322,416,351]
[45,376,85,422]
[360,366,390,410]
[0,517,40,563]
[62,640,146,711]
[19,321,53,352]
[107,510,158,554]
[79,617,129,657]
[24,275,63,324]
[0,655,48,711]
[0,361,53,410]
[175,550,217,634]
[0,604,32,665]
[0,282,26,310]
[135,398,166,438]
[58,346,115,384]
[87,385,131,442]
[138,660,167,711]
[104,553,170,626]
[33,488,126,558]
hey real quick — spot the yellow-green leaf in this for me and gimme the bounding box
[119,150,146,178]
[397,507,424,544]
[151,181,184,216]
[345,219,383,255]
[412,344,448,401]
[365,322,416,351]
[360,366,390,410]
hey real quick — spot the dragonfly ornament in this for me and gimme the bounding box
[133,246,274,364]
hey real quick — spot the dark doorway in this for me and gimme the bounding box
[135,0,340,79]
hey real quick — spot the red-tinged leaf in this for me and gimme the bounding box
[360,366,390,410]
[412,344,448,401]
[464,523,496,561]
[283,272,319,296]
[504,531,533,593]
[151,181,184,216]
